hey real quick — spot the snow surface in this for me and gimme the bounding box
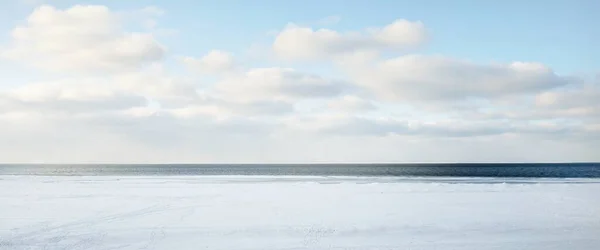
[1,176,599,250]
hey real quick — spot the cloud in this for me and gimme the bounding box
[457,77,600,122]
[345,55,576,103]
[214,67,350,102]
[0,66,202,119]
[0,80,147,117]
[112,68,199,106]
[281,114,592,139]
[327,95,376,113]
[0,67,307,121]
[272,19,427,61]
[1,5,165,73]
[0,4,598,163]
[182,50,237,74]
[168,100,295,119]
[536,84,599,110]
[533,79,600,119]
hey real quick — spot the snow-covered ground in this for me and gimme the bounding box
[1,176,599,250]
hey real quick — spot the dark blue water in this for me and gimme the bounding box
[1,163,599,178]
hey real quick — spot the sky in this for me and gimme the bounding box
[0,0,598,163]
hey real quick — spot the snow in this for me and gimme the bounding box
[1,176,599,250]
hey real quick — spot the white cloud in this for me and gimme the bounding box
[345,55,576,102]
[112,69,199,105]
[182,50,237,74]
[1,5,165,72]
[372,20,427,47]
[536,84,599,110]
[0,79,147,116]
[0,67,309,121]
[459,77,600,122]
[214,67,349,102]
[281,114,592,139]
[327,95,376,113]
[0,4,598,163]
[533,80,600,119]
[272,19,427,61]
[169,100,294,119]
[0,67,202,119]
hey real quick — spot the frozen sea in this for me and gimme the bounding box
[1,164,600,249]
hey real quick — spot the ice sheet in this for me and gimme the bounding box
[1,176,599,250]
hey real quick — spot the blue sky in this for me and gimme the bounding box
[0,0,598,162]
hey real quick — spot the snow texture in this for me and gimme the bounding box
[1,176,599,249]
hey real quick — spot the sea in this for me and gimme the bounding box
[1,163,599,178]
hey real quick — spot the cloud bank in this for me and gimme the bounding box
[0,4,597,163]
